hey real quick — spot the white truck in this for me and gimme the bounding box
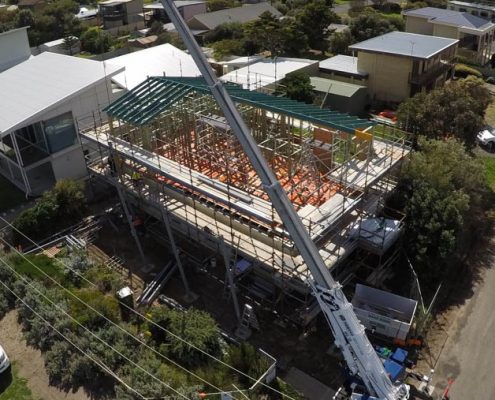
[477,127,495,151]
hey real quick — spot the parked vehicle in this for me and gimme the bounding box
[477,127,495,151]
[0,345,10,374]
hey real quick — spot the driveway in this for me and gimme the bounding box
[0,311,89,400]
[433,263,495,399]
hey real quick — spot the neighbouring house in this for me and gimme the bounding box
[448,0,495,22]
[38,37,81,56]
[99,0,145,31]
[143,0,207,26]
[106,43,201,90]
[129,34,158,49]
[0,52,123,195]
[347,31,458,103]
[310,76,368,116]
[0,27,31,73]
[220,55,265,74]
[186,2,282,38]
[403,7,495,64]
[220,57,319,92]
[319,54,369,85]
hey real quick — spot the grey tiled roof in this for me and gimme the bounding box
[403,7,494,30]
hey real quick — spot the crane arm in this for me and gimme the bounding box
[158,2,409,399]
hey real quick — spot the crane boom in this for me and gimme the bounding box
[159,2,409,398]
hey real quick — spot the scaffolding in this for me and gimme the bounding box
[79,77,411,299]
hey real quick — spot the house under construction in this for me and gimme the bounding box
[80,76,411,316]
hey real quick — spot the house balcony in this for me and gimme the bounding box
[408,61,453,86]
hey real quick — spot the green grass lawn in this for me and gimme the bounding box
[0,363,37,400]
[485,101,495,128]
[481,156,495,191]
[0,175,25,213]
[334,0,350,4]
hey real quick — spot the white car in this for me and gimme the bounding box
[0,345,10,374]
[477,128,495,151]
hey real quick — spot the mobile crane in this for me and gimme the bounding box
[159,1,411,398]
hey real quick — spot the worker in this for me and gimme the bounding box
[108,154,117,176]
[131,170,142,188]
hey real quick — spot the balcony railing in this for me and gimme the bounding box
[409,61,453,86]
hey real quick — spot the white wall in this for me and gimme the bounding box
[51,145,88,181]
[0,28,31,72]
[25,77,120,184]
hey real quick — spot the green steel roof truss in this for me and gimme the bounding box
[104,77,374,134]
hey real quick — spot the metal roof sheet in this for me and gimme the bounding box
[349,31,458,59]
[449,0,495,12]
[220,57,318,90]
[319,55,368,77]
[108,43,201,90]
[105,77,373,133]
[187,2,281,30]
[403,7,494,31]
[0,52,123,137]
[310,77,367,97]
[143,1,206,10]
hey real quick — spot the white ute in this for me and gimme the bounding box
[0,345,10,374]
[477,127,495,151]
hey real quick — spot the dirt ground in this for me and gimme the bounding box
[0,311,90,400]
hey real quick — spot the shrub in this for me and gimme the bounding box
[80,27,113,54]
[12,179,86,244]
[455,63,483,78]
[69,288,121,328]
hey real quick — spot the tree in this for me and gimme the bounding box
[148,20,164,36]
[149,307,222,367]
[204,22,244,44]
[211,38,245,59]
[12,179,86,244]
[295,0,340,52]
[244,12,308,57]
[349,12,397,42]
[62,35,78,55]
[15,9,35,29]
[391,138,489,286]
[281,71,315,104]
[207,0,237,12]
[80,27,113,54]
[397,77,491,148]
[328,29,354,55]
[244,12,285,56]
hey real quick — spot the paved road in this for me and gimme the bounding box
[434,264,495,400]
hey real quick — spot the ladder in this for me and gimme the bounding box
[235,304,259,340]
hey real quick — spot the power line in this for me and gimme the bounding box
[0,241,238,400]
[0,256,190,400]
[0,278,149,400]
[0,218,293,400]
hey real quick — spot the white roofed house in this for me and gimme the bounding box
[143,0,207,26]
[347,31,458,103]
[0,52,123,196]
[106,43,201,90]
[403,7,495,64]
[220,57,319,92]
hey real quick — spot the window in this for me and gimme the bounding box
[43,112,77,153]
